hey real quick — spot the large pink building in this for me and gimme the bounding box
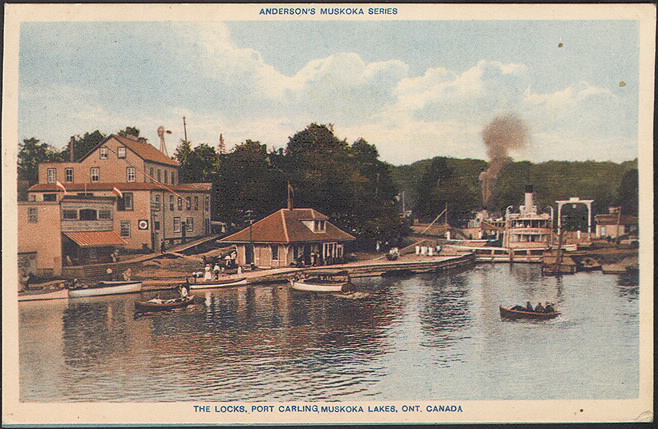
[20,134,211,276]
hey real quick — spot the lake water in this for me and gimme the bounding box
[19,264,639,402]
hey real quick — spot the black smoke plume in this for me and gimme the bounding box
[479,114,529,207]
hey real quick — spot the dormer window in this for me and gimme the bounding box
[100,147,108,159]
[117,146,126,158]
[314,220,326,232]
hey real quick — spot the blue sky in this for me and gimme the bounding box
[18,19,640,165]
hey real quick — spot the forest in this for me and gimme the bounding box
[18,123,638,245]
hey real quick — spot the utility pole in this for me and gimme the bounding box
[183,116,188,143]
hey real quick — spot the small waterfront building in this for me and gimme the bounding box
[594,207,639,239]
[26,134,212,252]
[219,207,356,268]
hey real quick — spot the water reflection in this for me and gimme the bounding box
[19,265,640,402]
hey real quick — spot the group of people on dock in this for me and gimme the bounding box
[512,301,556,313]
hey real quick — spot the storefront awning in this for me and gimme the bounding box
[63,231,127,248]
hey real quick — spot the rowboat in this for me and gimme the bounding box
[290,270,355,293]
[19,288,69,302]
[135,295,195,312]
[499,306,560,321]
[186,276,247,290]
[68,280,142,298]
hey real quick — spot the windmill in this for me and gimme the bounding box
[157,126,172,156]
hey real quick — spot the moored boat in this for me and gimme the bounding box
[19,288,69,302]
[68,280,142,298]
[187,276,247,290]
[290,270,355,293]
[135,295,195,312]
[579,256,602,271]
[499,305,560,320]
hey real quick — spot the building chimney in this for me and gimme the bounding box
[69,136,75,162]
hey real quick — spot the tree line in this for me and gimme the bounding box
[18,123,638,243]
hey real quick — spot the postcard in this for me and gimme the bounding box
[3,3,654,426]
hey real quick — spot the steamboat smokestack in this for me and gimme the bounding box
[523,184,536,215]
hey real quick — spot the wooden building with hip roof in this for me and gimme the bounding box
[219,207,355,269]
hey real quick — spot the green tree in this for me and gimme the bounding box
[182,143,221,183]
[216,140,287,223]
[118,126,146,142]
[17,138,62,184]
[615,168,638,216]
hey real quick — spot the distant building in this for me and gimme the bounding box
[220,207,355,268]
[20,134,212,274]
[595,207,639,239]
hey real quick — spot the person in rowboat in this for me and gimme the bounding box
[526,301,534,312]
[544,302,555,313]
[535,302,545,313]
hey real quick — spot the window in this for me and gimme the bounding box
[186,217,194,232]
[117,146,126,158]
[43,194,57,201]
[171,172,176,185]
[271,245,279,261]
[63,209,78,220]
[100,147,108,159]
[169,195,175,211]
[90,167,100,182]
[117,192,134,211]
[177,197,183,210]
[154,221,161,231]
[47,168,57,183]
[120,221,131,237]
[194,196,199,211]
[314,220,326,232]
[157,169,161,183]
[127,167,136,182]
[164,170,168,184]
[186,197,192,210]
[28,208,38,223]
[79,209,98,220]
[65,168,74,182]
[149,168,154,183]
[205,196,210,211]
[153,195,161,210]
[173,217,181,233]
[99,209,112,220]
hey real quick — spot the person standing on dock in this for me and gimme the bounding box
[213,263,221,280]
[204,264,212,281]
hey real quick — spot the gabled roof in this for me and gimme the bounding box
[79,134,179,167]
[220,208,355,244]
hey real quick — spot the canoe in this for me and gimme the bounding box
[68,280,142,298]
[290,270,355,293]
[499,306,560,320]
[135,295,195,312]
[187,277,247,290]
[19,288,69,302]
